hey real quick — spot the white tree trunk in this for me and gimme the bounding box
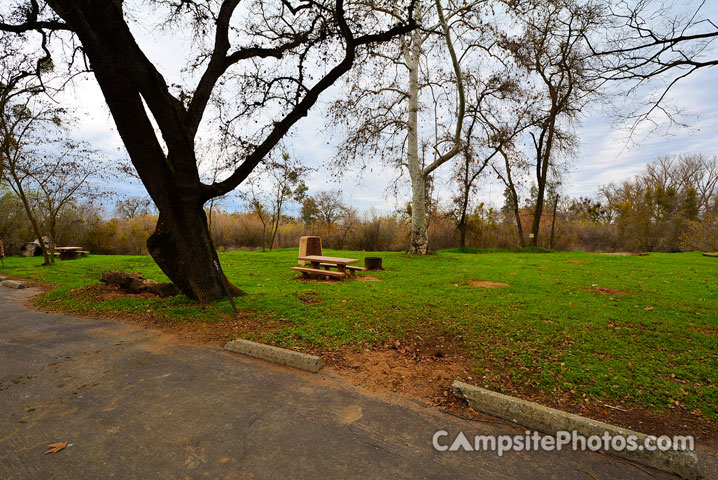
[406,25,429,254]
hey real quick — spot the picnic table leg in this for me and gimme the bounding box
[309,261,330,280]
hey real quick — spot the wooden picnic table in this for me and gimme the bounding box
[55,246,84,260]
[294,255,362,279]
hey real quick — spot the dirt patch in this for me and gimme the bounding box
[689,325,718,335]
[599,252,649,256]
[563,260,586,265]
[332,336,475,411]
[356,276,382,282]
[297,291,321,304]
[466,281,509,288]
[293,277,341,284]
[592,287,631,295]
[330,338,718,448]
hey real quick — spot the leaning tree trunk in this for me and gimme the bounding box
[147,203,245,303]
[10,171,51,266]
[44,0,247,303]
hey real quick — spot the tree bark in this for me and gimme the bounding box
[42,0,245,301]
[409,171,429,254]
[530,125,554,247]
[147,204,245,303]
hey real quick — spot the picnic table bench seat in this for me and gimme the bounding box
[319,263,364,270]
[291,266,346,279]
[345,265,365,272]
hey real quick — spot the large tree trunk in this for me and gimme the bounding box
[43,0,243,302]
[406,26,428,255]
[147,204,245,303]
[409,171,429,254]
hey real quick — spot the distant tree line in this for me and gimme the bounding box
[2,153,715,256]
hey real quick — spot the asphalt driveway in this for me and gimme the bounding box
[0,286,675,479]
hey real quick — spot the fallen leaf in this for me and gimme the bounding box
[645,306,654,311]
[45,441,68,454]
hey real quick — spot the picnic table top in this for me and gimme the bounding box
[55,246,83,251]
[298,255,359,265]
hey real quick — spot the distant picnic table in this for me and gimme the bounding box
[293,255,364,280]
[55,246,88,260]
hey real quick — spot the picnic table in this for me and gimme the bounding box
[293,255,364,280]
[55,246,88,260]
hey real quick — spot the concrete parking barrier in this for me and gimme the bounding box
[453,381,699,479]
[1,280,25,289]
[225,338,323,373]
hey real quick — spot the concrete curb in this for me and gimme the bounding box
[453,381,699,480]
[1,280,25,289]
[225,339,323,373]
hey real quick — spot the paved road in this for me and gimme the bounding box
[0,287,675,479]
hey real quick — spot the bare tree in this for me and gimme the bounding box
[0,84,61,265]
[507,0,603,246]
[314,190,347,230]
[1,0,416,301]
[241,153,309,250]
[330,0,500,253]
[493,146,528,247]
[452,72,528,248]
[115,196,154,219]
[28,140,101,260]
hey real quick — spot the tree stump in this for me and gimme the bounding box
[100,270,179,297]
[365,257,383,271]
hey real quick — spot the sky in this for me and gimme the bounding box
[53,1,718,216]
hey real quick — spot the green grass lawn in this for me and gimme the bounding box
[1,249,716,420]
